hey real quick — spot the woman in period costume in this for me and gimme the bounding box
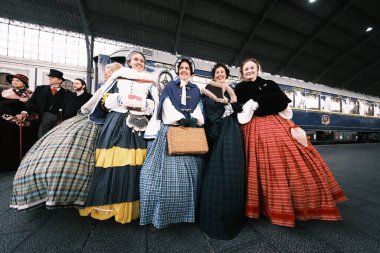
[9,57,123,211]
[198,63,246,240]
[0,74,37,172]
[79,50,159,224]
[139,56,204,228]
[234,58,347,227]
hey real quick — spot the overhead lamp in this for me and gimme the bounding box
[366,27,373,32]
[309,0,316,3]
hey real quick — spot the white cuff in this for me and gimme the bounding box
[237,99,258,124]
[162,98,186,125]
[190,104,204,126]
[278,105,293,119]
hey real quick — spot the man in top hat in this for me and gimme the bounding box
[18,69,69,138]
[60,78,92,121]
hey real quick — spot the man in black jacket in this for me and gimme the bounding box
[60,78,92,120]
[18,69,69,138]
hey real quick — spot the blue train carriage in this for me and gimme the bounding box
[104,46,241,92]
[98,47,380,143]
[266,74,380,143]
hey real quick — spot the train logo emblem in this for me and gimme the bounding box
[158,70,173,92]
[321,115,330,125]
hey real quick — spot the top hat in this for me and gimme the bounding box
[47,69,65,81]
[6,73,29,88]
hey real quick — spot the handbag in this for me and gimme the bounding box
[167,127,209,155]
[290,125,308,147]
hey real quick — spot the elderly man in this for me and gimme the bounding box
[18,69,69,138]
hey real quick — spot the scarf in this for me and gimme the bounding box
[1,88,32,100]
[81,67,155,124]
[201,80,237,103]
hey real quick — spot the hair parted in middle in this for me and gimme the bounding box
[75,78,86,86]
[239,58,262,76]
[174,56,195,75]
[126,49,146,68]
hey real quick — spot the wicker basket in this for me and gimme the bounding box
[167,127,209,155]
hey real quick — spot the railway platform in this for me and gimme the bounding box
[1,143,379,252]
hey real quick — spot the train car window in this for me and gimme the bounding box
[348,99,359,114]
[374,104,380,117]
[330,97,342,112]
[321,95,341,112]
[342,98,351,114]
[294,90,306,109]
[320,95,329,111]
[305,92,320,110]
[359,100,374,116]
[283,89,294,107]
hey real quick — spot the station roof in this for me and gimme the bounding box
[1,0,380,96]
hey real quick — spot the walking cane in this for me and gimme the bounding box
[59,108,63,121]
[19,123,23,162]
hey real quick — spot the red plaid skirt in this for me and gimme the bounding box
[241,115,347,227]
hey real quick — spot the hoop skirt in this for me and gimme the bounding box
[139,124,203,228]
[198,97,246,239]
[79,111,145,224]
[242,114,347,227]
[11,114,101,210]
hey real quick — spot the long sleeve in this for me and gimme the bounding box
[144,84,161,139]
[162,97,186,125]
[237,99,258,124]
[190,102,204,126]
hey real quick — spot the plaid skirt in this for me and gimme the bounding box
[10,114,101,210]
[198,115,246,240]
[242,114,347,227]
[139,124,203,228]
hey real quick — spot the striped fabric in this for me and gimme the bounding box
[80,111,146,224]
[242,114,347,227]
[140,124,203,229]
[10,114,101,210]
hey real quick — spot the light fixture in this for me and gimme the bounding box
[309,0,316,3]
[366,27,373,32]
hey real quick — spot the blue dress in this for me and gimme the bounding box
[139,79,204,228]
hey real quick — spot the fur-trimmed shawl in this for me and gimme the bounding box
[201,80,237,104]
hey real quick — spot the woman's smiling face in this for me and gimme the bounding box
[178,61,191,80]
[213,66,227,82]
[242,60,259,81]
[129,53,145,72]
